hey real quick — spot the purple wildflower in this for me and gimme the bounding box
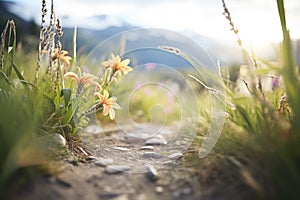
[272,76,279,90]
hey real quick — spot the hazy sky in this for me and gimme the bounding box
[7,0,300,45]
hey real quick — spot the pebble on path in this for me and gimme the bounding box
[95,158,114,167]
[145,138,167,145]
[167,152,183,160]
[146,165,159,182]
[155,186,164,193]
[142,152,163,159]
[112,146,130,152]
[140,146,155,150]
[105,165,130,174]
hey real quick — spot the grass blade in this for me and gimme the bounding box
[277,0,300,128]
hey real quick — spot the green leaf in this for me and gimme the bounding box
[61,104,77,125]
[0,69,11,84]
[19,80,39,90]
[12,63,25,81]
[236,105,256,134]
[61,88,72,106]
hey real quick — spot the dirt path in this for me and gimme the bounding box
[7,124,253,200]
[12,160,201,200]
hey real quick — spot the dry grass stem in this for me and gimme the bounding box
[0,20,10,70]
[35,0,47,82]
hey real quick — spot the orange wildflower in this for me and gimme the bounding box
[64,71,101,95]
[102,54,132,75]
[52,49,72,67]
[94,90,121,120]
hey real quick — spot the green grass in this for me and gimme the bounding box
[187,0,300,199]
[0,20,52,190]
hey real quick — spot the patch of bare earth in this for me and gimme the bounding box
[7,125,257,200]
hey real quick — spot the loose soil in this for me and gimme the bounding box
[6,124,256,200]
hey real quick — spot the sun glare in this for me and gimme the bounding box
[238,19,283,45]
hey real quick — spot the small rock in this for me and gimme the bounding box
[86,156,98,161]
[124,134,148,144]
[146,165,159,182]
[95,158,114,167]
[140,146,155,150]
[126,132,152,139]
[142,152,163,158]
[40,133,66,147]
[103,185,112,192]
[53,134,67,146]
[99,192,120,199]
[181,188,192,195]
[136,194,147,200]
[145,138,167,145]
[112,146,130,152]
[111,195,129,200]
[105,165,130,174]
[172,191,181,197]
[155,186,164,193]
[167,152,183,160]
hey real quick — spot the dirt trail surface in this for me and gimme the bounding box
[8,124,249,200]
[12,161,201,200]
